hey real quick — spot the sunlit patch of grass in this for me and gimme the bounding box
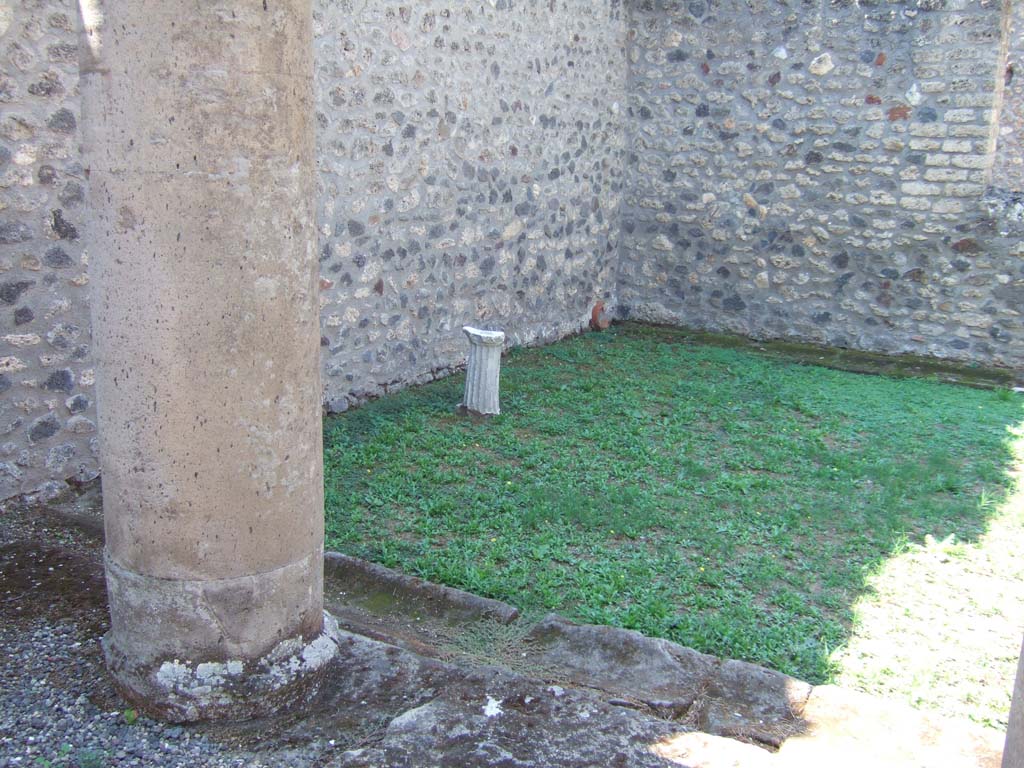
[323,323,1022,728]
[832,421,1024,730]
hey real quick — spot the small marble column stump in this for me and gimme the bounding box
[459,327,505,416]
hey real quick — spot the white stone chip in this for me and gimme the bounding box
[483,696,503,718]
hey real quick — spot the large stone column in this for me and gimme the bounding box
[79,0,336,721]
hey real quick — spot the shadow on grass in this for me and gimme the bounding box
[324,323,1023,726]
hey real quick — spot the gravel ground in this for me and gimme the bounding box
[0,621,244,768]
[0,488,330,768]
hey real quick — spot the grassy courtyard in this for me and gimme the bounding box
[323,323,1024,729]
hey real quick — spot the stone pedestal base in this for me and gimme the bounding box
[103,613,340,723]
[460,327,505,416]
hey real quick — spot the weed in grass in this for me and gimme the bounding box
[75,749,105,768]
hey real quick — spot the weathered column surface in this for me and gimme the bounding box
[79,0,336,721]
[460,327,505,416]
[1005,638,1024,768]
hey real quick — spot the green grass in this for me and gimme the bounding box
[324,323,1023,726]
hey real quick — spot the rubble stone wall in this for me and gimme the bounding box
[618,0,1024,371]
[0,2,95,499]
[314,0,628,411]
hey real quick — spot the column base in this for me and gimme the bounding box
[102,613,340,723]
[456,403,497,418]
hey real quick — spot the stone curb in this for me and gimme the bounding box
[323,552,520,625]
[525,614,812,749]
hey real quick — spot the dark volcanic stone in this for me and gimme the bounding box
[43,370,74,394]
[37,165,58,185]
[58,183,85,208]
[50,210,78,241]
[0,281,34,305]
[66,394,89,414]
[43,247,73,269]
[723,295,746,311]
[28,414,61,443]
[0,221,32,244]
[46,108,76,133]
